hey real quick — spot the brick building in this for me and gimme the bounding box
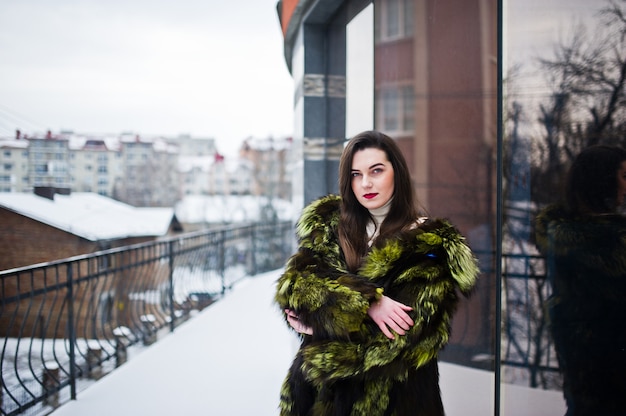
[0,187,181,271]
[0,187,182,338]
[276,0,497,367]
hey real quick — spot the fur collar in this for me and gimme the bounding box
[295,194,477,293]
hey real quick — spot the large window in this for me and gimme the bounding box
[503,0,617,414]
[376,85,414,134]
[374,0,413,42]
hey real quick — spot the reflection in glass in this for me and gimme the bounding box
[373,0,497,388]
[505,0,626,413]
[534,145,626,415]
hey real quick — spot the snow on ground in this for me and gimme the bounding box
[51,269,565,416]
[51,269,294,416]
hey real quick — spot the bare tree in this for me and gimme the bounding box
[500,1,626,390]
[532,1,626,205]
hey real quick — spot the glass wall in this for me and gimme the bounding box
[346,0,501,411]
[286,0,622,413]
[504,0,626,414]
[369,0,498,371]
[350,0,608,414]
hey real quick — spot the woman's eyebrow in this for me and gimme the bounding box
[352,162,385,172]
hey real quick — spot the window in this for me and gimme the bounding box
[376,85,415,133]
[35,164,48,174]
[381,88,399,130]
[375,0,414,42]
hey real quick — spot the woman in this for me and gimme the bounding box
[275,130,479,416]
[534,145,626,416]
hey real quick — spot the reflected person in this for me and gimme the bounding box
[275,130,479,416]
[535,144,626,416]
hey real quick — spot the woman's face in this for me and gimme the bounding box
[616,160,626,206]
[351,147,395,210]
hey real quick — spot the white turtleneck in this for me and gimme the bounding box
[366,198,392,246]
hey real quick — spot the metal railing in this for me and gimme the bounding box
[501,252,561,390]
[0,220,293,416]
[1,218,562,416]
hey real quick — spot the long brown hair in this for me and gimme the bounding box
[338,130,420,272]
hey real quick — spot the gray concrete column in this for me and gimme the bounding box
[298,19,347,206]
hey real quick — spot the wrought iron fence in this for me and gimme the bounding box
[0,220,293,416]
[501,252,561,390]
[1,217,563,416]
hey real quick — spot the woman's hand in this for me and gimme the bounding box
[285,309,313,335]
[367,295,414,339]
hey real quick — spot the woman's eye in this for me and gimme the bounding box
[351,172,361,177]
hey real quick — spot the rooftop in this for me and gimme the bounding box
[0,192,174,241]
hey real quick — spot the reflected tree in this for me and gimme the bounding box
[533,0,626,205]
[501,1,626,390]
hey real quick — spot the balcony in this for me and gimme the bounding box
[50,270,565,416]
[1,221,566,415]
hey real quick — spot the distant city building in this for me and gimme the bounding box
[28,131,71,189]
[113,134,180,207]
[69,135,122,196]
[0,130,293,208]
[0,137,28,192]
[238,136,292,200]
[176,134,217,157]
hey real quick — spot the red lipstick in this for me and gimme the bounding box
[364,193,377,199]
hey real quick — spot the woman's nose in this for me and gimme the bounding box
[361,176,372,187]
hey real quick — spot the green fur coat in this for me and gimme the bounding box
[275,195,479,416]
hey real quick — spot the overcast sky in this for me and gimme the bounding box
[505,0,606,94]
[0,0,294,156]
[0,0,606,157]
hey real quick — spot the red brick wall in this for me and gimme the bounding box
[0,208,99,271]
[0,208,157,271]
[0,210,170,338]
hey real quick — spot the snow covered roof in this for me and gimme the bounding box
[67,134,122,152]
[0,139,29,149]
[0,192,175,241]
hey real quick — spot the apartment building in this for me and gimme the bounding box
[239,136,292,199]
[0,131,289,207]
[113,135,180,207]
[0,138,29,192]
[27,133,71,189]
[69,137,122,196]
